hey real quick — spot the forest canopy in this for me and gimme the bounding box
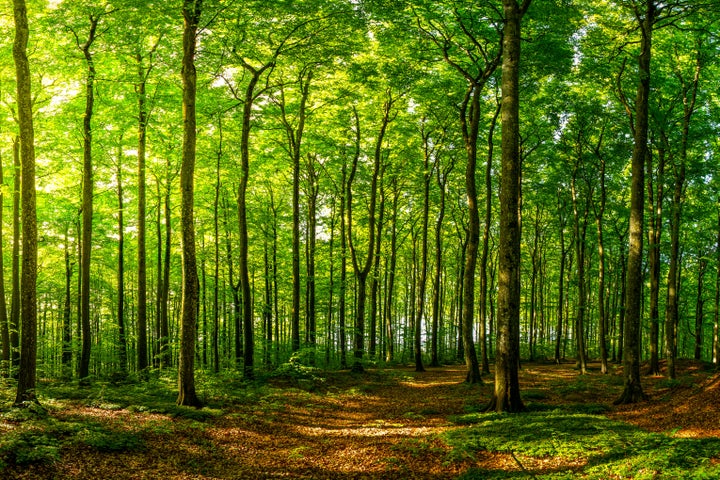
[1,0,719,408]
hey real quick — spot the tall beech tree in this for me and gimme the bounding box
[485,0,531,413]
[72,12,101,383]
[614,0,654,405]
[414,1,502,384]
[13,0,38,406]
[346,96,393,372]
[0,155,9,377]
[177,0,203,408]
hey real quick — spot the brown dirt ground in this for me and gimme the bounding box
[6,359,720,479]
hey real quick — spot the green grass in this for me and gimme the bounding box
[444,407,720,479]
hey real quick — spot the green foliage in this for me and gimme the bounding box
[267,349,327,389]
[444,409,720,479]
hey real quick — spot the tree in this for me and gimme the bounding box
[72,12,101,384]
[0,155,9,377]
[414,0,502,384]
[12,0,38,406]
[177,0,203,408]
[614,0,654,405]
[485,0,531,414]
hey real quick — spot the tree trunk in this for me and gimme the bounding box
[346,100,390,372]
[384,180,400,363]
[714,207,720,365]
[10,138,20,373]
[414,127,433,373]
[695,258,707,360]
[135,40,158,374]
[431,159,453,367]
[461,83,483,385]
[486,0,530,413]
[77,15,99,384]
[306,154,320,358]
[666,40,702,376]
[159,172,172,368]
[338,164,348,368]
[646,134,665,375]
[213,119,223,373]
[177,0,202,407]
[480,102,501,374]
[62,226,73,379]
[369,180,384,359]
[12,0,38,405]
[595,147,609,374]
[615,0,653,405]
[0,154,9,377]
[570,158,589,375]
[116,145,127,375]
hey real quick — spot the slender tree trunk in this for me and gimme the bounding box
[160,173,172,368]
[213,119,222,373]
[480,102,501,374]
[615,0,653,405]
[338,165,348,368]
[135,43,157,374]
[695,259,707,360]
[116,145,127,375]
[414,128,433,373]
[714,206,720,365]
[595,148,609,374]
[431,160,452,367]
[77,16,99,384]
[369,181,384,359]
[486,0,530,413]
[177,0,203,407]
[0,155,9,377]
[234,57,274,379]
[10,138,20,373]
[384,180,400,363]
[665,41,702,377]
[306,154,319,358]
[528,204,541,362]
[570,159,589,375]
[646,136,665,375]
[62,226,73,379]
[461,83,483,384]
[12,0,38,405]
[347,100,390,372]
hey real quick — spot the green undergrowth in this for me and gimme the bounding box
[445,406,720,479]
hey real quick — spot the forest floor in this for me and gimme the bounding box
[2,358,720,479]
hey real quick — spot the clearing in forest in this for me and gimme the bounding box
[2,360,720,479]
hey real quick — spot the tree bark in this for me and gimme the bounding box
[305,155,319,357]
[62,226,73,379]
[177,0,203,407]
[135,38,159,374]
[570,155,589,375]
[486,0,530,413]
[615,0,653,405]
[480,102,501,374]
[77,15,99,384]
[594,145,609,374]
[12,0,38,405]
[116,144,127,375]
[414,127,433,373]
[695,259,707,360]
[0,154,9,377]
[431,159,453,367]
[646,133,665,376]
[10,138,20,373]
[346,100,390,372]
